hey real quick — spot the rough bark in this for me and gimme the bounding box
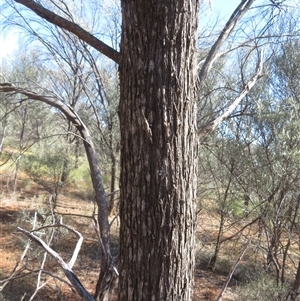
[118,1,199,300]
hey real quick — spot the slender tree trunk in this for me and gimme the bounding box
[75,137,80,169]
[60,158,69,184]
[79,126,115,301]
[0,122,7,154]
[109,152,117,215]
[209,164,234,271]
[60,124,75,184]
[282,201,300,285]
[14,107,27,192]
[286,261,300,301]
[118,1,199,300]
[108,130,118,215]
[209,212,225,271]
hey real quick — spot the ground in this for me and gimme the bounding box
[0,173,244,301]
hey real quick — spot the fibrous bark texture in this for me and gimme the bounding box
[118,1,199,300]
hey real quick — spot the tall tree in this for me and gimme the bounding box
[117,1,199,300]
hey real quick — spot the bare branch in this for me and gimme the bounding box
[199,0,256,87]
[14,0,121,64]
[17,227,95,301]
[28,251,51,301]
[26,219,84,269]
[199,50,264,140]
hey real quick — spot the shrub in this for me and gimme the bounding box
[236,273,289,301]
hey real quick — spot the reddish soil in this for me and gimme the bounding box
[0,174,238,301]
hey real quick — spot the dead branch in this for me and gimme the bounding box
[17,226,95,301]
[26,219,84,269]
[28,251,51,301]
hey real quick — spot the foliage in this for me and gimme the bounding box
[21,137,73,205]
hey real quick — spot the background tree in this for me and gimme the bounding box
[4,0,121,209]
[0,52,57,192]
[196,35,300,299]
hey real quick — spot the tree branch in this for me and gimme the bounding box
[198,0,256,87]
[0,83,116,299]
[14,0,121,64]
[199,51,263,140]
[17,227,95,301]
[28,220,84,269]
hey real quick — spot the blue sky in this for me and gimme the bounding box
[200,0,243,28]
[207,0,241,18]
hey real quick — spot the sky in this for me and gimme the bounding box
[202,0,241,19]
[0,29,19,59]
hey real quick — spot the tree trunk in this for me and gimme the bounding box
[108,151,117,215]
[0,122,7,154]
[286,261,300,301]
[209,212,224,271]
[118,1,199,300]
